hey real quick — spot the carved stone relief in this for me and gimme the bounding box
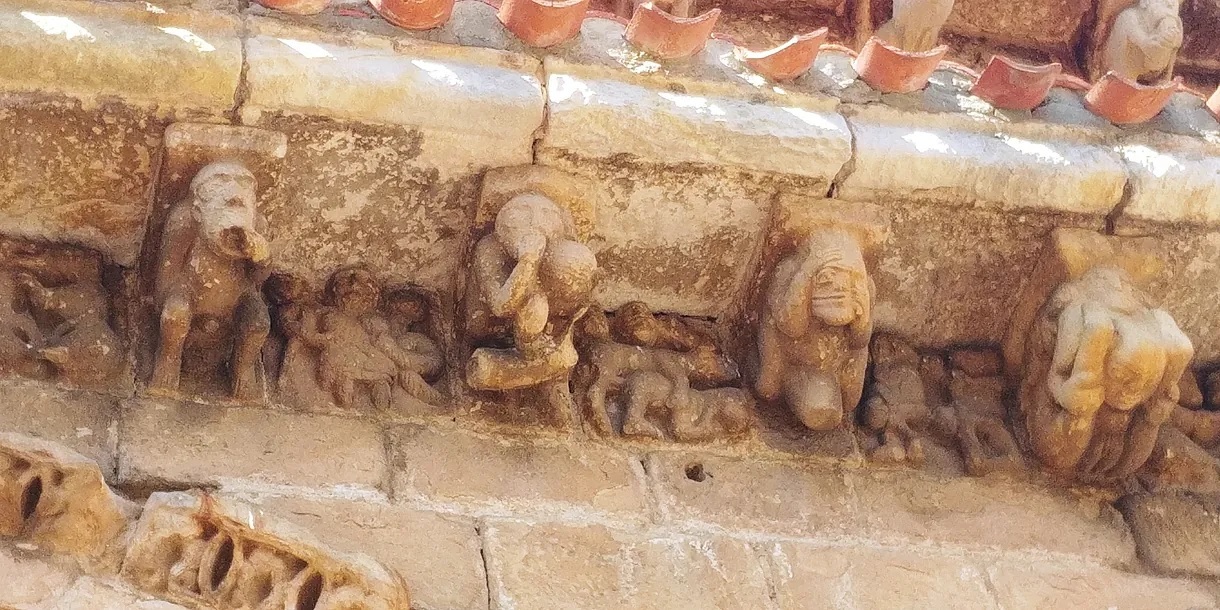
[875,0,956,51]
[0,238,126,390]
[0,433,137,573]
[121,492,410,609]
[464,167,599,427]
[1091,0,1184,82]
[265,267,447,412]
[1005,229,1194,484]
[860,334,933,464]
[574,302,751,442]
[142,124,288,402]
[756,227,875,432]
[945,350,1024,476]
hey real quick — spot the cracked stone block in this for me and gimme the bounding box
[849,469,1136,566]
[987,560,1216,609]
[0,381,118,478]
[1115,134,1220,230]
[0,433,137,573]
[840,106,1127,216]
[239,19,543,293]
[765,543,997,610]
[121,491,410,610]
[387,425,647,519]
[645,452,857,538]
[118,399,386,491]
[247,494,488,610]
[483,521,772,610]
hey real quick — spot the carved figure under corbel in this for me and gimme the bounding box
[267,267,445,412]
[1094,0,1183,83]
[860,333,933,465]
[756,227,874,432]
[147,161,272,401]
[945,363,1024,477]
[0,238,124,389]
[464,192,597,427]
[1012,265,1193,483]
[575,302,748,442]
[875,0,955,52]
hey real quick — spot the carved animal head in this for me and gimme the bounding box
[801,230,869,328]
[686,344,740,387]
[325,266,381,316]
[191,161,269,263]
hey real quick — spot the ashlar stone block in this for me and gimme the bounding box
[987,560,1216,609]
[121,491,410,610]
[1115,133,1220,230]
[483,521,772,610]
[0,381,118,478]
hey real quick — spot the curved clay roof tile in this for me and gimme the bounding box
[736,29,828,82]
[970,56,1062,111]
[499,0,591,48]
[852,36,947,94]
[624,3,721,60]
[1085,72,1180,125]
[370,0,456,30]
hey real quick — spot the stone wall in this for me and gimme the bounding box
[4,0,1220,608]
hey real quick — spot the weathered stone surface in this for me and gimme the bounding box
[850,469,1135,565]
[1118,490,1220,578]
[1115,135,1220,229]
[240,21,542,291]
[1135,228,1220,364]
[388,425,647,519]
[943,0,1091,50]
[987,560,1216,609]
[0,381,117,477]
[118,400,385,491]
[0,0,241,117]
[839,107,1127,216]
[646,452,856,537]
[0,433,137,572]
[872,202,1100,348]
[122,491,410,609]
[483,521,772,610]
[0,98,158,266]
[29,574,188,610]
[248,494,487,610]
[767,543,997,610]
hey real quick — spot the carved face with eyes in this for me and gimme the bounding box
[803,231,868,328]
[191,161,268,263]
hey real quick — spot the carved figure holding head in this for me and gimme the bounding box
[1019,265,1193,483]
[149,160,271,400]
[466,193,597,420]
[1101,0,1183,83]
[875,0,955,52]
[757,228,873,431]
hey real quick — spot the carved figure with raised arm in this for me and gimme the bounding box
[149,160,272,400]
[757,228,873,431]
[875,0,955,52]
[466,192,597,423]
[1100,0,1183,83]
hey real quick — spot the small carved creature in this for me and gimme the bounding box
[1101,0,1183,83]
[861,334,930,465]
[15,271,123,386]
[149,161,271,400]
[757,228,873,431]
[947,370,1023,476]
[875,0,955,52]
[619,370,752,441]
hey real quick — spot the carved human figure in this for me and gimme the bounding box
[465,193,597,422]
[861,334,931,464]
[1101,0,1183,83]
[149,160,271,400]
[757,228,873,431]
[620,371,752,442]
[1018,265,1193,483]
[875,0,955,52]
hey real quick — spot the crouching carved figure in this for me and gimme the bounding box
[1096,0,1183,83]
[1014,263,1192,483]
[861,334,931,464]
[149,161,271,400]
[757,228,873,431]
[465,193,597,424]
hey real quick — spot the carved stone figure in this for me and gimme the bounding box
[757,228,873,432]
[1015,265,1193,483]
[861,334,931,465]
[577,302,744,440]
[149,161,271,400]
[875,0,955,52]
[946,368,1024,476]
[1099,0,1183,83]
[465,193,597,424]
[268,269,445,411]
[122,491,410,609]
[0,239,125,388]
